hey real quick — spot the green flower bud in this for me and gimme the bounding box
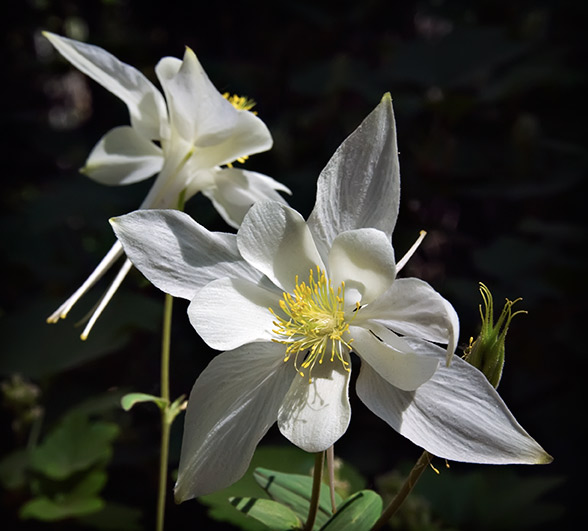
[464,283,526,388]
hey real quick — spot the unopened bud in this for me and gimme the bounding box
[464,283,526,388]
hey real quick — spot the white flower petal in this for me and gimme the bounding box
[356,341,552,465]
[155,47,238,145]
[82,126,163,185]
[190,110,273,168]
[278,359,351,453]
[358,278,460,362]
[201,168,291,229]
[307,94,400,258]
[43,32,167,140]
[329,228,396,306]
[238,202,325,292]
[188,277,279,351]
[110,209,261,300]
[175,342,294,500]
[350,325,439,391]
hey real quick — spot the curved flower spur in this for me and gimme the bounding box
[44,32,290,338]
[111,94,551,501]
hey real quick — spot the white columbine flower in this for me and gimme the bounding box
[44,32,289,338]
[111,95,551,501]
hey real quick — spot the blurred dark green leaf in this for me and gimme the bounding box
[29,414,119,480]
[19,470,107,520]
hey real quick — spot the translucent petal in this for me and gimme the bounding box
[110,210,261,300]
[43,32,167,140]
[175,342,294,500]
[328,228,395,306]
[307,94,400,258]
[357,278,460,362]
[278,360,351,453]
[238,202,325,292]
[350,325,439,391]
[188,277,279,351]
[356,341,552,465]
[82,126,163,185]
[201,167,292,229]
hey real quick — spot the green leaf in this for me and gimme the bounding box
[30,414,119,480]
[319,490,382,530]
[229,497,302,530]
[121,392,167,412]
[20,495,104,521]
[199,446,366,531]
[254,468,342,529]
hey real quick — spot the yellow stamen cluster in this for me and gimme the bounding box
[223,92,257,113]
[222,93,258,166]
[269,267,355,382]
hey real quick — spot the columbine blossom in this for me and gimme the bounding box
[44,32,289,338]
[111,95,551,500]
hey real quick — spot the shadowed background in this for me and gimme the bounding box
[1,0,585,529]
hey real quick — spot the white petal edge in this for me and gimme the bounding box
[328,228,396,306]
[155,47,238,145]
[82,126,163,185]
[189,110,273,168]
[43,31,167,140]
[110,209,261,300]
[175,342,294,500]
[350,324,439,391]
[356,341,552,465]
[307,94,400,258]
[238,202,325,293]
[357,278,460,363]
[277,358,352,453]
[188,277,279,351]
[201,167,291,229]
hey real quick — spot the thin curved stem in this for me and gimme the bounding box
[303,451,325,531]
[371,451,432,531]
[156,293,174,531]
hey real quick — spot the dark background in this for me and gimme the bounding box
[1,0,585,529]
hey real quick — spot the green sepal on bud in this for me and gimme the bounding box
[464,283,526,388]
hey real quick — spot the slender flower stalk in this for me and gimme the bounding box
[370,451,433,531]
[43,32,289,338]
[303,452,325,531]
[326,446,337,513]
[156,293,174,531]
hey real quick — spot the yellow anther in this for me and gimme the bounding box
[269,267,354,382]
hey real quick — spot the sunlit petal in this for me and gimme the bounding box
[111,209,261,300]
[356,341,552,465]
[278,360,351,453]
[238,202,325,292]
[175,342,294,500]
[44,31,167,140]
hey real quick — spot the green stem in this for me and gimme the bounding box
[370,451,432,531]
[326,445,337,513]
[156,293,174,531]
[303,451,325,531]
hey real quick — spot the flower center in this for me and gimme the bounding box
[269,266,355,382]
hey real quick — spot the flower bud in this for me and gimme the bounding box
[464,283,526,388]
